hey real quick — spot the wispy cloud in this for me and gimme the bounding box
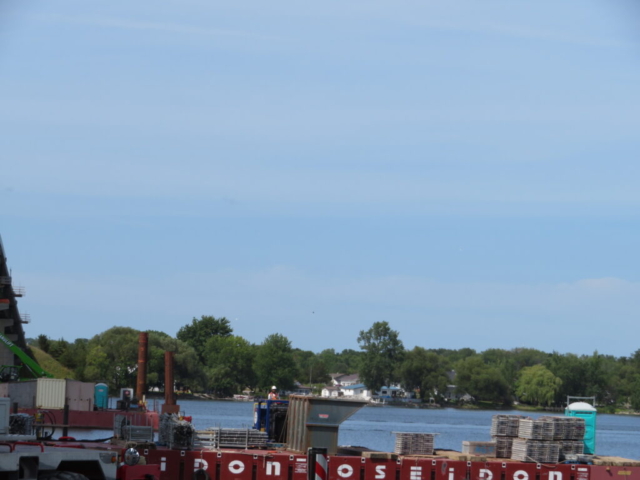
[405,16,637,50]
[40,13,279,40]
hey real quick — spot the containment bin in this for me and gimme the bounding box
[65,380,94,411]
[286,395,368,454]
[565,401,597,454]
[95,383,109,409]
[0,381,37,408]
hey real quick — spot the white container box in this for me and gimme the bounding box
[36,378,66,409]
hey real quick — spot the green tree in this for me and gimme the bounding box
[204,335,256,396]
[84,327,140,391]
[400,347,450,402]
[516,364,562,406]
[545,352,589,404]
[147,331,206,392]
[455,356,511,405]
[293,350,330,385]
[630,376,640,412]
[357,321,404,392]
[36,334,51,354]
[177,316,232,361]
[59,339,89,380]
[254,334,297,392]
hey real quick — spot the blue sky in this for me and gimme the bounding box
[2,1,640,357]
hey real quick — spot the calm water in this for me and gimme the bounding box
[65,399,640,460]
[180,400,640,460]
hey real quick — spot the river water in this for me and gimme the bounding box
[171,400,640,460]
[66,399,639,460]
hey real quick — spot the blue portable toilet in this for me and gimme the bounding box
[95,383,109,410]
[565,401,597,454]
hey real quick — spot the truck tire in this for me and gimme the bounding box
[38,472,90,480]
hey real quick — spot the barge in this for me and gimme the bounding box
[41,394,640,480]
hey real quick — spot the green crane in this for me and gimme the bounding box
[0,332,53,381]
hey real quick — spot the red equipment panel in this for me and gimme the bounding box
[291,454,311,480]
[399,457,434,480]
[505,462,537,480]
[431,460,468,480]
[145,449,183,480]
[365,458,401,480]
[218,452,255,480]
[328,456,363,480]
[254,453,306,480]
[591,465,640,480]
[539,464,580,480]
[470,461,504,480]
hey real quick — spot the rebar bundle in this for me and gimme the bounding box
[159,413,196,450]
[196,428,268,449]
[9,413,33,435]
[393,432,435,455]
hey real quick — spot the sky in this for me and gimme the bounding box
[1,0,640,357]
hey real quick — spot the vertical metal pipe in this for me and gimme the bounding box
[161,351,180,414]
[164,351,175,406]
[136,332,148,401]
[62,404,69,438]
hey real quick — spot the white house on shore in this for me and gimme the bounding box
[321,383,372,400]
[341,383,371,399]
[329,373,360,387]
[323,374,417,402]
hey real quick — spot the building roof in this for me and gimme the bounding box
[343,383,367,390]
[335,373,360,383]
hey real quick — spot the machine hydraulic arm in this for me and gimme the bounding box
[0,332,53,379]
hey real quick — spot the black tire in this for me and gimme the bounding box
[194,468,211,480]
[38,471,90,480]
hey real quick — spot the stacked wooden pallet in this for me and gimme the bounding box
[509,416,586,462]
[491,415,526,458]
[394,433,435,455]
[491,415,525,437]
[511,438,560,463]
[518,418,555,441]
[560,440,585,455]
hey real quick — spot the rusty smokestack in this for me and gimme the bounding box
[136,331,148,401]
[162,351,180,414]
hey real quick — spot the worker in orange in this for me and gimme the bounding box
[268,386,279,400]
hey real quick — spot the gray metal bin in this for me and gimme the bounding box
[286,395,367,454]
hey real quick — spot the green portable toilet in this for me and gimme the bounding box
[565,401,597,454]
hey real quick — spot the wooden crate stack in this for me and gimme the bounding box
[394,432,435,455]
[510,416,586,463]
[511,438,560,463]
[491,415,527,458]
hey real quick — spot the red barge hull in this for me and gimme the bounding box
[19,407,159,430]
[82,446,640,480]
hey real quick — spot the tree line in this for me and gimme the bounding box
[29,318,640,411]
